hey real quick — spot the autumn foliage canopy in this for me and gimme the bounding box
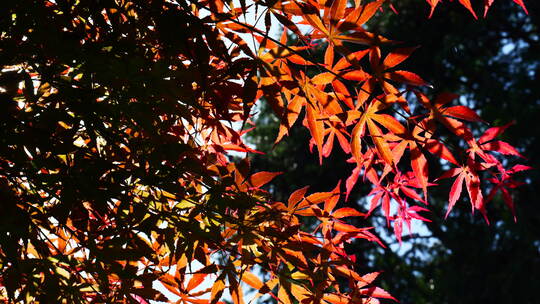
[0,0,531,303]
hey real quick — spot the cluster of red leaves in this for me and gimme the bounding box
[426,0,529,18]
[0,0,529,303]
[256,0,530,243]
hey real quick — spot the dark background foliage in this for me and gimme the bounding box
[0,1,250,301]
[247,1,540,303]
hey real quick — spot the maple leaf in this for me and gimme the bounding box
[248,171,283,188]
[458,0,479,19]
[349,99,409,167]
[363,47,427,103]
[438,163,488,222]
[312,48,370,109]
[427,0,441,18]
[415,91,483,146]
[512,0,529,14]
[300,0,393,48]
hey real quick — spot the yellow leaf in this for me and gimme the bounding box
[278,285,293,304]
[291,271,310,280]
[241,271,264,290]
[290,283,311,302]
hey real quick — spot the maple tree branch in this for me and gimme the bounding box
[193,1,464,162]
